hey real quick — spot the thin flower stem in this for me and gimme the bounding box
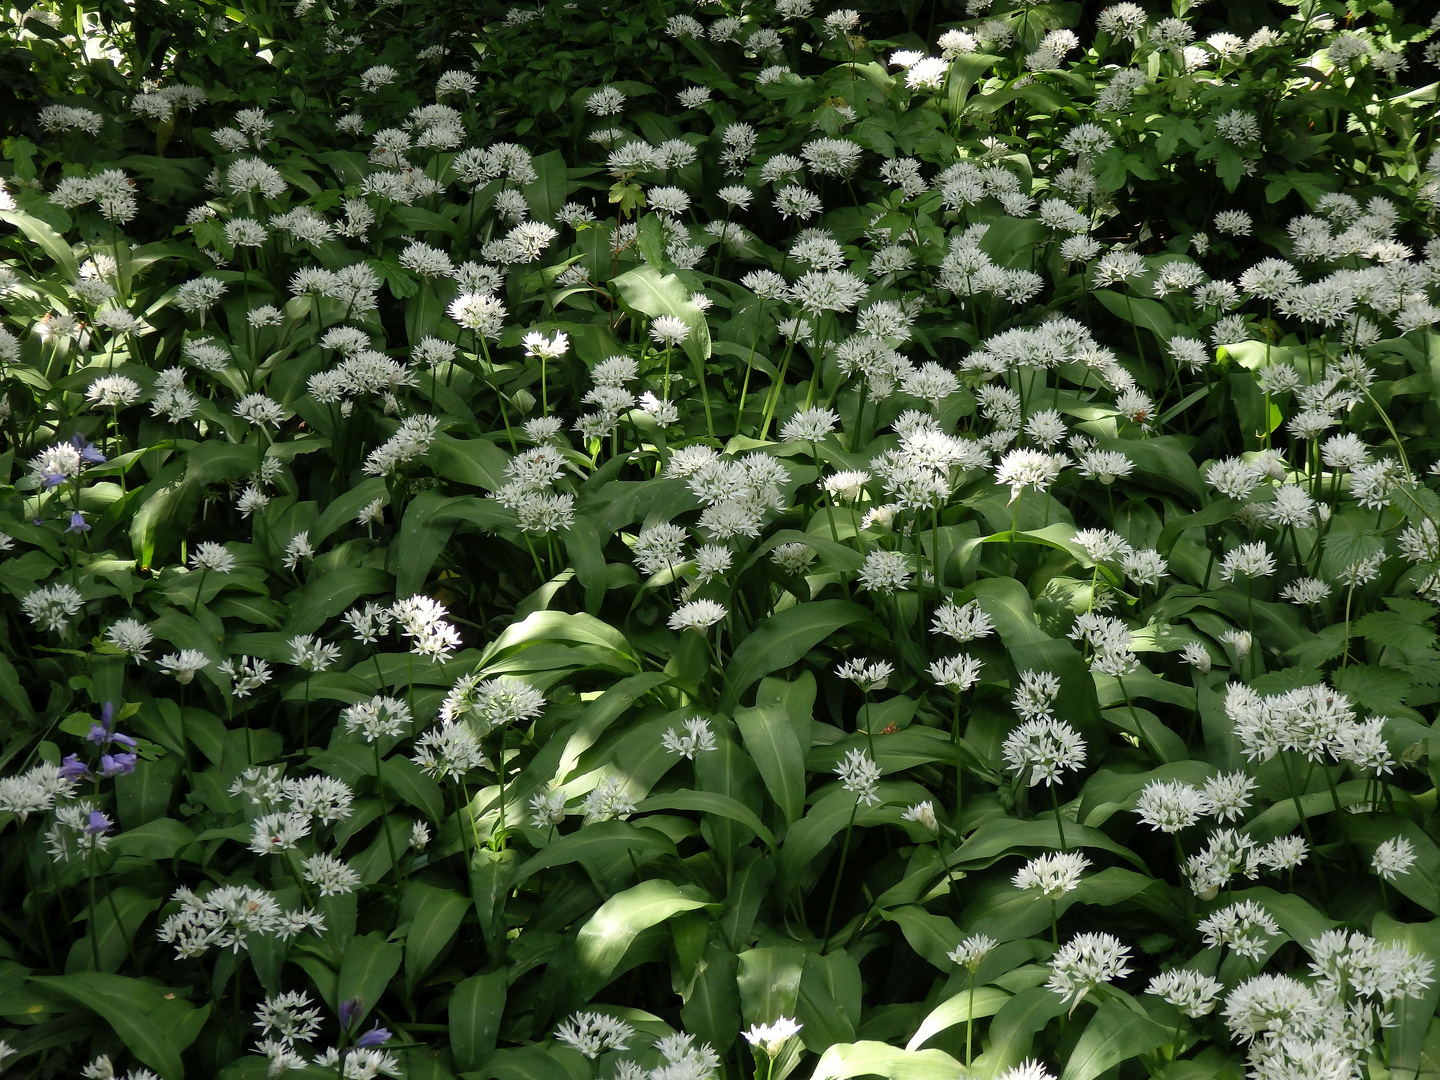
[822,797,861,946]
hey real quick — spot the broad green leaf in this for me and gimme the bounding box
[573,880,715,1001]
[970,987,1066,1079]
[797,950,862,1050]
[512,820,677,884]
[381,756,445,822]
[402,883,470,992]
[808,1041,965,1080]
[906,987,1011,1051]
[681,938,742,1056]
[1060,997,1171,1080]
[722,600,877,708]
[738,945,807,1029]
[734,674,814,826]
[31,973,190,1080]
[1,205,78,278]
[612,264,712,370]
[472,1045,575,1080]
[335,931,402,1024]
[428,433,509,490]
[638,789,776,851]
[882,906,963,971]
[966,578,1048,646]
[481,610,639,674]
[452,970,508,1073]
[1093,289,1175,349]
[950,816,1148,874]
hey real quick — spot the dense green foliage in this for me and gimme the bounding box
[3,0,1440,1078]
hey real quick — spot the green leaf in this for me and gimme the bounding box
[31,973,190,1080]
[906,987,1011,1051]
[882,906,963,971]
[681,938,742,1055]
[808,1041,964,1080]
[971,987,1066,1079]
[573,880,715,1001]
[1,205,78,279]
[512,820,676,884]
[611,263,712,370]
[108,818,195,861]
[638,789,776,851]
[481,610,639,675]
[734,674,814,827]
[722,600,877,709]
[402,884,470,993]
[1059,997,1171,1080]
[428,433,509,490]
[797,951,863,1051]
[966,578,1048,646]
[738,945,807,1028]
[381,756,445,822]
[451,970,508,1073]
[335,931,402,1024]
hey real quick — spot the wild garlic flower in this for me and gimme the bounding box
[300,853,361,897]
[930,654,983,692]
[158,649,212,684]
[529,785,567,828]
[341,695,412,741]
[1013,851,1090,899]
[1219,542,1276,582]
[1146,970,1224,1017]
[743,1018,802,1057]
[1222,974,1323,1045]
[392,594,461,663]
[1011,670,1063,723]
[285,775,354,824]
[1046,932,1132,1008]
[836,657,893,692]
[581,776,637,825]
[1002,717,1085,787]
[249,811,311,855]
[1203,771,1258,821]
[412,724,487,782]
[856,549,914,594]
[932,600,995,642]
[835,748,882,806]
[191,541,236,576]
[949,933,997,971]
[668,599,726,632]
[662,718,717,759]
[1372,836,1416,881]
[221,656,273,697]
[1135,779,1209,832]
[1199,900,1279,961]
[105,616,154,659]
[254,990,323,1044]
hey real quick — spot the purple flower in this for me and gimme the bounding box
[85,810,113,835]
[355,1023,392,1048]
[100,752,137,777]
[42,472,67,490]
[71,433,106,464]
[86,704,134,750]
[67,511,90,534]
[58,754,89,781]
[339,997,364,1028]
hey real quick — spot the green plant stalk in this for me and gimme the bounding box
[822,796,861,946]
